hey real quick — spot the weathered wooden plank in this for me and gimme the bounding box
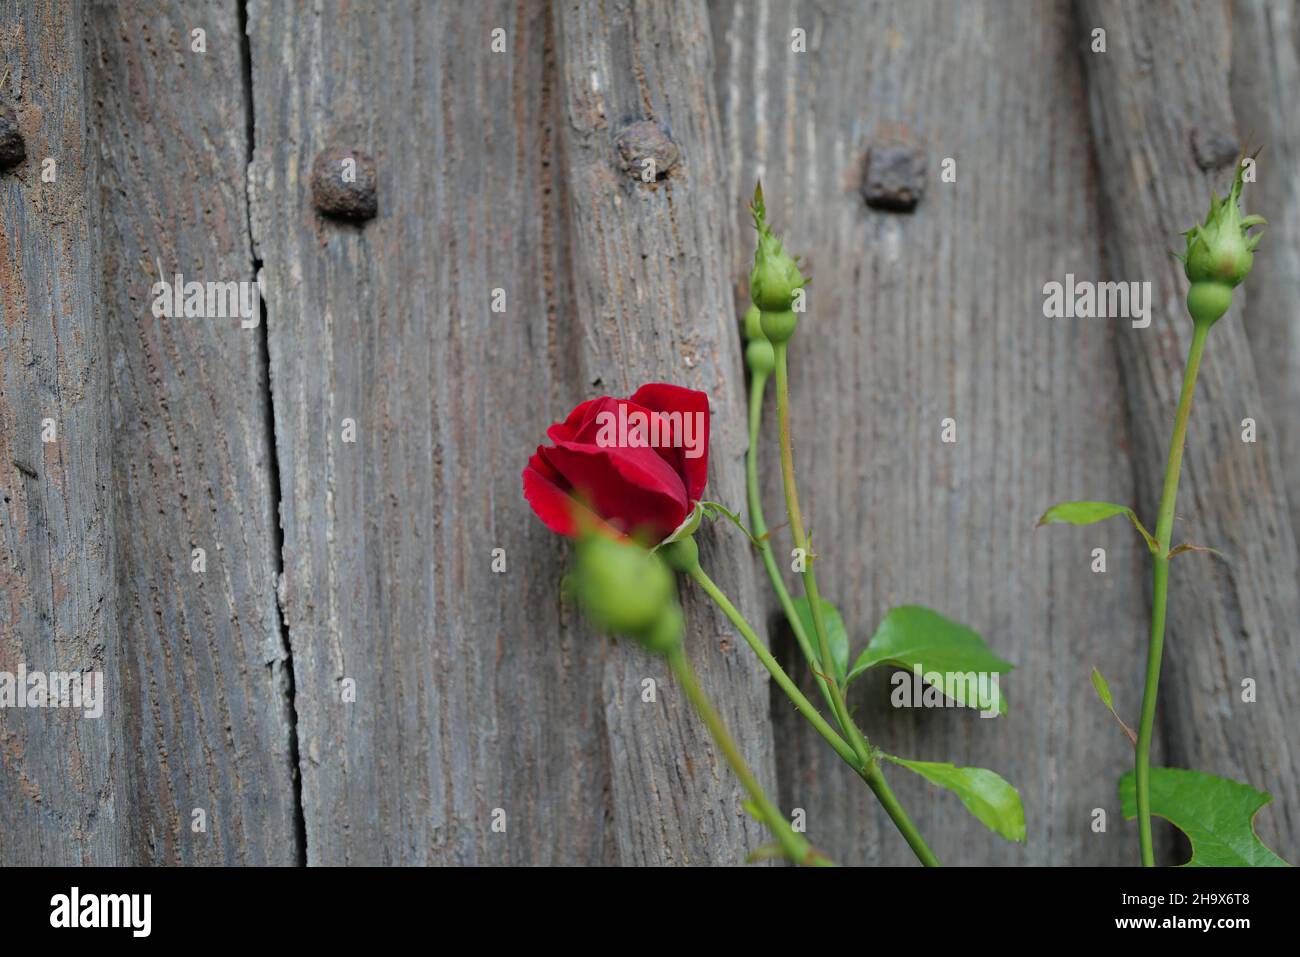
[249,0,612,864]
[6,0,1290,870]
[553,0,783,865]
[711,0,1152,864]
[87,0,298,864]
[1229,0,1300,549]
[1078,0,1300,857]
[0,0,134,865]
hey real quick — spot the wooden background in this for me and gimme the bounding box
[1,0,1295,866]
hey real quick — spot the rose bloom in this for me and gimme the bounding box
[523,383,709,544]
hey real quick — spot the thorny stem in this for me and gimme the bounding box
[772,342,869,758]
[746,370,838,717]
[1136,319,1210,867]
[665,646,832,866]
[866,762,942,867]
[686,562,939,866]
[686,564,859,768]
[770,340,940,867]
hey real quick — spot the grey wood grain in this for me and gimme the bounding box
[0,0,134,865]
[248,0,613,864]
[1229,0,1300,551]
[88,0,298,864]
[1078,0,1300,859]
[553,0,780,865]
[711,0,1153,865]
[3,0,1292,869]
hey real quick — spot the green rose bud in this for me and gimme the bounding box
[759,309,798,344]
[1177,157,1265,327]
[743,303,775,374]
[659,534,699,574]
[1185,281,1235,328]
[639,602,684,654]
[748,182,808,316]
[750,234,805,312]
[572,531,675,639]
[745,338,775,376]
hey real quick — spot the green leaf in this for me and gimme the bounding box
[847,605,1012,715]
[1119,767,1290,867]
[791,596,848,684]
[698,500,759,546]
[1091,667,1136,745]
[1090,667,1114,711]
[1037,501,1158,555]
[885,755,1026,843]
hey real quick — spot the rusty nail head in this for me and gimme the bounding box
[311,147,378,220]
[863,137,926,213]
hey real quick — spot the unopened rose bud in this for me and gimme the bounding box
[571,530,680,651]
[759,309,798,344]
[746,338,775,376]
[748,183,808,323]
[750,235,805,312]
[640,602,685,654]
[742,305,776,374]
[1177,157,1265,327]
[659,535,699,574]
[1185,281,1235,328]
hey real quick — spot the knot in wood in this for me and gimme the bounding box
[1190,127,1239,172]
[615,120,679,182]
[0,99,26,172]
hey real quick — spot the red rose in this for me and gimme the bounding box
[523,383,710,544]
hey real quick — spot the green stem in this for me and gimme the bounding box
[772,342,870,761]
[770,341,939,867]
[686,563,860,768]
[686,561,939,866]
[665,645,831,866]
[1136,319,1210,867]
[746,371,838,717]
[866,762,943,867]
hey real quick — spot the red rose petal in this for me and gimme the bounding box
[545,397,601,444]
[522,448,588,536]
[546,441,689,541]
[523,384,711,543]
[627,383,710,502]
